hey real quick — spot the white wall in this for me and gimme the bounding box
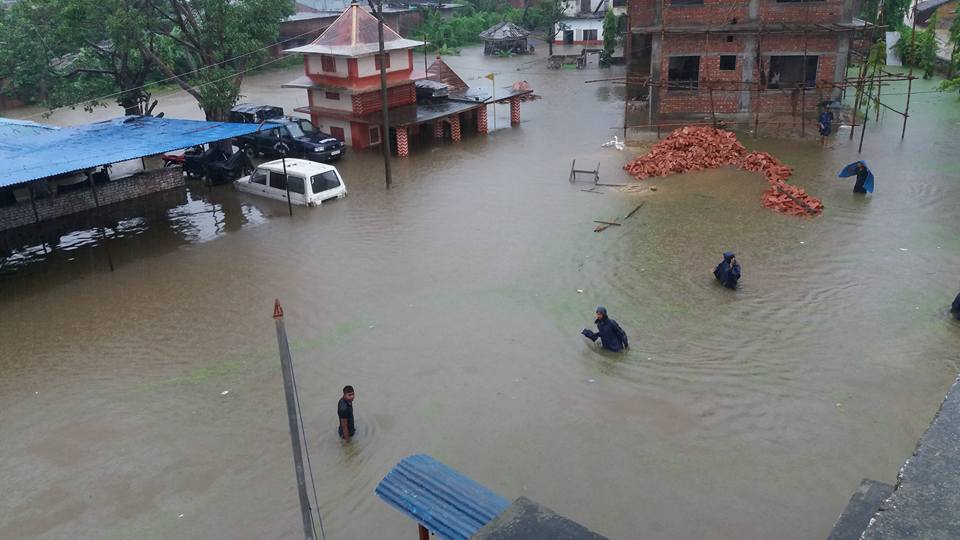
[356,49,409,78]
[311,89,353,112]
[554,18,605,42]
[306,54,349,77]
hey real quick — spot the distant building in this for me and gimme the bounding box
[553,0,625,46]
[479,22,532,55]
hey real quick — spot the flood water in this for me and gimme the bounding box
[2,46,959,540]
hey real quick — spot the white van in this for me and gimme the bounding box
[234,158,347,206]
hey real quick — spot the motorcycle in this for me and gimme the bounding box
[161,145,227,178]
[206,150,253,185]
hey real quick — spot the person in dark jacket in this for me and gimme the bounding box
[582,306,629,352]
[714,251,741,289]
[337,385,356,442]
[952,292,960,320]
[853,161,869,194]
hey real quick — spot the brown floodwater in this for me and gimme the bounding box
[2,46,959,540]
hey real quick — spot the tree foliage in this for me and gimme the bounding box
[939,14,960,93]
[860,0,911,28]
[599,9,625,67]
[894,13,939,78]
[0,0,293,119]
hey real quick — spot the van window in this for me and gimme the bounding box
[269,172,287,190]
[251,170,267,185]
[311,171,340,193]
[287,175,305,195]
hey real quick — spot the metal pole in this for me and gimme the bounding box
[277,130,293,217]
[375,0,393,188]
[492,74,496,131]
[274,300,317,540]
[27,183,49,255]
[901,1,918,139]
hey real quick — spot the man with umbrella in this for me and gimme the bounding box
[838,161,874,194]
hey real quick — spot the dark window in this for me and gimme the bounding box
[311,171,341,193]
[667,56,700,90]
[726,35,734,42]
[297,119,316,134]
[321,55,336,72]
[582,29,598,41]
[251,170,267,185]
[369,125,381,144]
[269,172,287,191]
[767,55,818,89]
[325,91,340,100]
[287,175,305,195]
[374,53,391,70]
[670,0,704,5]
[719,55,737,70]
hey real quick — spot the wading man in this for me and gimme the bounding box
[337,385,356,442]
[714,251,741,290]
[582,306,629,352]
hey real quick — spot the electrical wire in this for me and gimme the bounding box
[287,352,328,540]
[21,26,325,119]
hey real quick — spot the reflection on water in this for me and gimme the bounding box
[1,47,959,540]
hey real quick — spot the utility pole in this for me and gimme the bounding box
[369,0,392,188]
[273,300,316,540]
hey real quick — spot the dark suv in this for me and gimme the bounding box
[230,105,345,163]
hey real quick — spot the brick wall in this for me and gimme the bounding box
[759,0,844,23]
[350,83,416,115]
[0,166,185,233]
[662,0,750,26]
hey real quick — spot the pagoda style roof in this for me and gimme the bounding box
[479,21,530,41]
[426,56,468,93]
[285,0,423,57]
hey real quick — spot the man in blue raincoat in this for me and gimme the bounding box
[714,251,741,289]
[582,306,629,352]
[839,161,874,194]
[818,107,834,146]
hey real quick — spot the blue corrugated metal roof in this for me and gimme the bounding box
[0,116,273,188]
[375,454,511,540]
[0,117,59,144]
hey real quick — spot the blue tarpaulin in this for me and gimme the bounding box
[375,454,511,540]
[0,116,274,188]
[838,160,875,193]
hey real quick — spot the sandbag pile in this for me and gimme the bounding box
[623,126,823,217]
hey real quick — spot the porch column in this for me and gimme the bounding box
[433,121,444,138]
[450,115,462,142]
[477,106,489,133]
[510,97,521,126]
[396,126,410,158]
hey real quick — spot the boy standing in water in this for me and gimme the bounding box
[338,385,356,442]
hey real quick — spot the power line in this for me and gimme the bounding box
[22,27,323,119]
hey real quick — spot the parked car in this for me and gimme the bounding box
[234,158,346,207]
[234,117,345,163]
[229,103,284,124]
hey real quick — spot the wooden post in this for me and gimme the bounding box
[27,183,48,255]
[274,300,317,540]
[800,40,807,137]
[418,524,429,540]
[901,2,918,139]
[87,171,114,272]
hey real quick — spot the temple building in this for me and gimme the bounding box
[283,0,532,157]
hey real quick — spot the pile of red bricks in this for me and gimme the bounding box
[623,126,823,217]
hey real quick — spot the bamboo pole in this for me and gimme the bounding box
[901,1,918,139]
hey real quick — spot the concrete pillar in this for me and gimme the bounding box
[649,34,662,125]
[396,126,409,157]
[450,115,461,142]
[509,98,521,125]
[740,35,757,112]
[477,106,489,133]
[433,121,444,138]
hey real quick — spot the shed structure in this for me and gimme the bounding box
[479,22,531,55]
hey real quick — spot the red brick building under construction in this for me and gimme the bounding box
[626,0,866,125]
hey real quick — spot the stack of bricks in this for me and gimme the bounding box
[0,166,185,233]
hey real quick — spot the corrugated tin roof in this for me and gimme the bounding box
[284,1,423,56]
[0,116,273,188]
[0,117,59,142]
[375,454,511,540]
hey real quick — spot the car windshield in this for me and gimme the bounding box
[286,123,305,138]
[298,119,316,134]
[311,171,340,193]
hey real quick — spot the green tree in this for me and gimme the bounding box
[0,0,160,115]
[895,12,939,78]
[860,0,911,28]
[141,0,295,121]
[524,0,566,55]
[599,9,624,67]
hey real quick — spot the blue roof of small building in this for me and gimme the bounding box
[0,115,271,188]
[0,117,59,144]
[375,454,511,540]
